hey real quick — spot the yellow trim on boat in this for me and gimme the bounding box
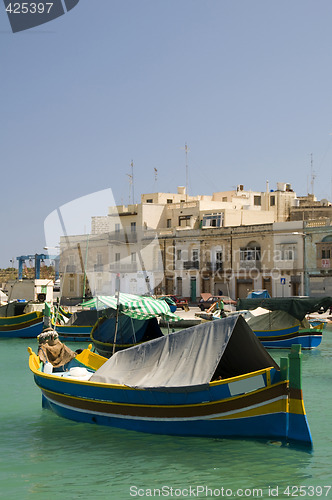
[212,398,288,420]
[289,397,306,416]
[210,367,273,386]
[35,379,289,411]
[1,310,43,321]
[29,347,276,390]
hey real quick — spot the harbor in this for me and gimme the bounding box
[1,328,332,499]
[2,1,332,497]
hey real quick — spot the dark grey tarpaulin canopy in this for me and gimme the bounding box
[90,315,278,390]
[65,308,114,327]
[247,310,300,332]
[237,296,332,321]
[0,301,27,317]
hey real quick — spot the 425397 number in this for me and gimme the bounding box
[5,3,53,14]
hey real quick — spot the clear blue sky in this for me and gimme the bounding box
[2,0,332,269]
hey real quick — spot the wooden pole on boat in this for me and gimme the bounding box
[287,344,312,446]
[289,344,302,390]
[113,281,121,356]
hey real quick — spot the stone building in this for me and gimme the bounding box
[59,182,332,301]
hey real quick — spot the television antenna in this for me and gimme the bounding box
[127,160,135,203]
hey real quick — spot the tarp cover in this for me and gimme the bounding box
[66,308,114,326]
[237,296,332,321]
[247,309,300,332]
[90,315,278,390]
[91,316,163,344]
[247,290,271,299]
[80,293,180,322]
[0,301,27,318]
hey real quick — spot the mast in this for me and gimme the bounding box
[185,143,189,201]
[112,283,121,356]
[127,160,134,204]
[310,153,316,195]
[131,160,135,204]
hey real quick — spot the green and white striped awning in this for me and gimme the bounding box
[80,293,180,322]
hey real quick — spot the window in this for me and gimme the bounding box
[222,197,227,202]
[283,249,294,260]
[146,199,153,203]
[322,249,331,259]
[254,196,261,206]
[202,213,223,228]
[97,253,103,265]
[131,252,136,263]
[115,223,120,233]
[240,246,261,261]
[192,249,199,261]
[176,277,183,296]
[69,278,75,293]
[167,218,172,228]
[275,245,295,261]
[177,249,181,260]
[115,253,120,262]
[270,195,275,206]
[167,199,173,204]
[131,222,136,233]
[216,251,223,270]
[179,215,191,227]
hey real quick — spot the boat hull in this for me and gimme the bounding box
[42,393,290,441]
[256,327,323,349]
[55,325,92,342]
[0,312,44,338]
[29,349,312,448]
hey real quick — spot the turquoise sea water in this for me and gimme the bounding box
[1,330,332,500]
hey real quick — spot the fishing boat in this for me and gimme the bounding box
[28,315,313,447]
[90,315,164,357]
[236,297,332,349]
[0,301,44,339]
[244,309,323,350]
[52,308,108,342]
[52,293,179,343]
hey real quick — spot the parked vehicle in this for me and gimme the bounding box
[198,293,236,311]
[53,279,61,292]
[158,295,189,311]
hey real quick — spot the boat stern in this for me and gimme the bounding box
[281,345,313,448]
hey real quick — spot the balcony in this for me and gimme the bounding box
[94,264,104,272]
[108,232,138,243]
[202,262,223,273]
[65,265,76,272]
[274,259,297,270]
[183,260,199,270]
[109,263,138,272]
[239,260,261,271]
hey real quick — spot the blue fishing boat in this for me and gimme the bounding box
[90,315,163,357]
[52,309,107,342]
[236,297,332,349]
[28,315,312,448]
[245,310,322,349]
[0,301,44,339]
[53,293,179,342]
